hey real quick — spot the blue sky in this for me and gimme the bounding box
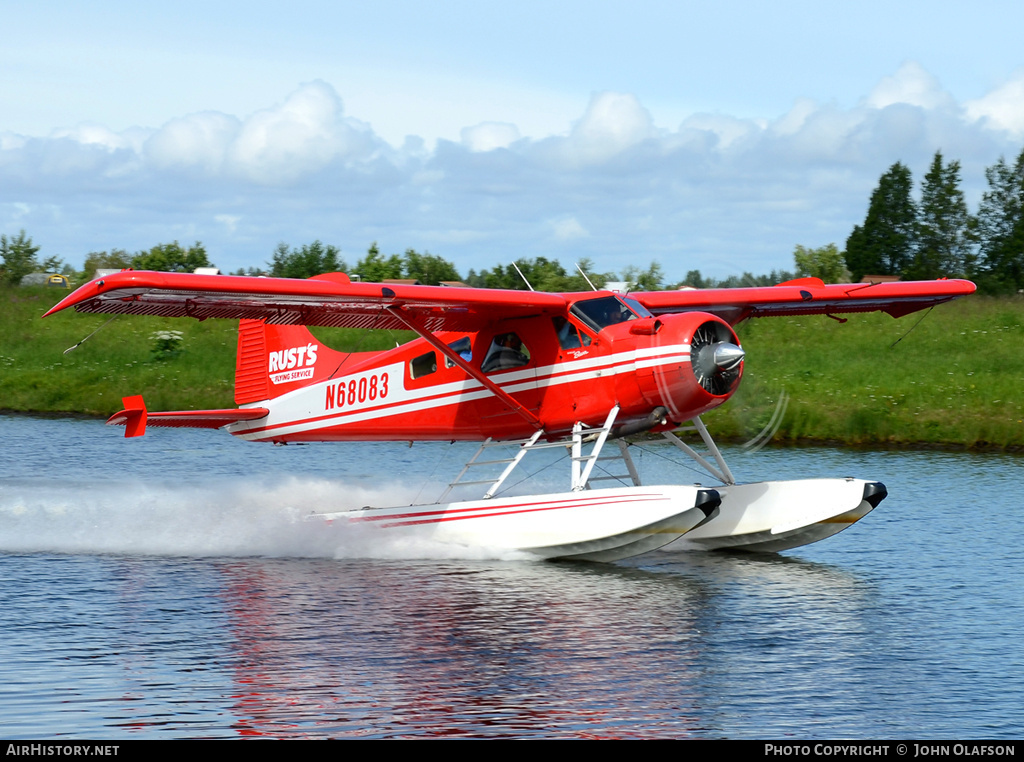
[3,1,1024,282]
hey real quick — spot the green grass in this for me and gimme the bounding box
[703,296,1024,449]
[0,286,412,416]
[3,286,1022,449]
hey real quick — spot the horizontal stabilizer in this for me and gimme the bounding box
[107,395,268,437]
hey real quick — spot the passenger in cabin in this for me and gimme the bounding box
[482,333,529,372]
[553,316,583,349]
[445,336,473,367]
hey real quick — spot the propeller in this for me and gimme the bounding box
[691,322,744,396]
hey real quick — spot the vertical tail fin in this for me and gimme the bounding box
[234,319,356,404]
[115,394,149,437]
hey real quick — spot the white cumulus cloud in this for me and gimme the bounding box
[678,112,759,151]
[460,122,521,152]
[145,111,241,174]
[4,63,1024,281]
[964,70,1024,137]
[50,123,138,152]
[864,61,956,111]
[551,216,589,240]
[559,92,656,165]
[226,80,382,184]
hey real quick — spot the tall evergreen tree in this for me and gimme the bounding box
[844,162,917,280]
[976,146,1024,293]
[909,151,974,280]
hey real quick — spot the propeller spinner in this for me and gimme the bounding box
[691,322,745,396]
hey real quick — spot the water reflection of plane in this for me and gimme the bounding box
[210,554,872,738]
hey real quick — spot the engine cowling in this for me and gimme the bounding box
[628,311,744,423]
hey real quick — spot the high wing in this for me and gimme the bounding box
[631,277,976,325]
[44,271,976,328]
[44,270,567,332]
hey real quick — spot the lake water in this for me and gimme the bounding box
[1,414,1022,739]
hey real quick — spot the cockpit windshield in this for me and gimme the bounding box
[569,296,650,333]
[620,296,652,319]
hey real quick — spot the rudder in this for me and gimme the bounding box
[235,319,344,404]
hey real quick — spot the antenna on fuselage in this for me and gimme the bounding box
[575,263,599,291]
[511,261,535,291]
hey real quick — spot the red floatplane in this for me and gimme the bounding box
[45,271,974,561]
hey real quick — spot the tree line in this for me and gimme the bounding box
[0,229,937,295]
[0,230,798,293]
[0,236,214,286]
[1,233,680,291]
[844,147,1024,294]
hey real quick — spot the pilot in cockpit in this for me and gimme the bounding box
[605,302,626,325]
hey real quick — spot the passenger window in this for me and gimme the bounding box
[481,333,530,373]
[410,351,437,379]
[445,336,473,368]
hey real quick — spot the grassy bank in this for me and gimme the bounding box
[702,295,1024,449]
[3,286,1022,449]
[0,286,411,416]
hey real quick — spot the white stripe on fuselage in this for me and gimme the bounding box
[229,343,691,441]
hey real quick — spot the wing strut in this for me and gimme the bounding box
[385,304,543,429]
[437,406,636,501]
[662,416,736,485]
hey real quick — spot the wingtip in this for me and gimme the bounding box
[43,280,102,318]
[42,293,81,318]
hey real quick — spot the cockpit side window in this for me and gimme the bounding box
[552,316,592,349]
[570,296,642,333]
[481,332,530,373]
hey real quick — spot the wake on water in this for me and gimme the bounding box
[0,476,530,561]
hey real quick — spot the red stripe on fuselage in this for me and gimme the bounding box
[353,492,670,528]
